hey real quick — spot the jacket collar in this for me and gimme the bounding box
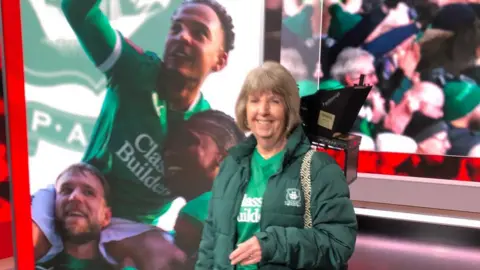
[229,125,312,165]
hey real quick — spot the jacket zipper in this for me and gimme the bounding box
[258,158,286,232]
[259,151,292,231]
[257,166,283,270]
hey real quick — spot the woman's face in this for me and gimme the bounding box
[246,91,286,143]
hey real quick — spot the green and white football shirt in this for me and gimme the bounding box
[236,148,285,270]
[64,0,211,224]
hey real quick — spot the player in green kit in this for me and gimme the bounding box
[31,0,236,269]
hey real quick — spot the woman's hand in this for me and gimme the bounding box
[229,236,262,266]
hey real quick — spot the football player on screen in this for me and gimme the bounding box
[162,110,245,267]
[31,0,236,269]
[35,163,114,270]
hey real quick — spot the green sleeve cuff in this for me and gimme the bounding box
[255,231,275,261]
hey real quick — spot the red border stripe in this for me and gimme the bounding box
[0,3,478,270]
[1,0,35,268]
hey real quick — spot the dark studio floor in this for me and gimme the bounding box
[349,215,480,270]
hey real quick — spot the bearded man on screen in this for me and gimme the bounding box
[35,163,113,270]
[31,0,236,269]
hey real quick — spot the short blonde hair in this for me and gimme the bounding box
[235,61,302,135]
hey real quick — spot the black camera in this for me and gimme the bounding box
[299,75,372,184]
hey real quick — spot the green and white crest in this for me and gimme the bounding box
[285,188,301,207]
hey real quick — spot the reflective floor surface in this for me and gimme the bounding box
[349,215,480,270]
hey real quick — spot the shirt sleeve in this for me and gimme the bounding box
[31,185,64,263]
[61,0,154,84]
[179,192,212,223]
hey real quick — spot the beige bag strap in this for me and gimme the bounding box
[300,150,315,229]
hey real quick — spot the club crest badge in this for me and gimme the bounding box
[284,188,302,207]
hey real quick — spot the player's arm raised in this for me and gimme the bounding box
[61,0,141,76]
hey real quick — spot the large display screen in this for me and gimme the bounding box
[2,0,480,268]
[276,0,479,181]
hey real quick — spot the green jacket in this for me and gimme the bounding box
[195,126,357,270]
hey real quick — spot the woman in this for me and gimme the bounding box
[195,61,357,270]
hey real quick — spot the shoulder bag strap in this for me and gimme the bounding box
[300,149,315,229]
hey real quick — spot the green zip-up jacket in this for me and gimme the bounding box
[195,126,357,270]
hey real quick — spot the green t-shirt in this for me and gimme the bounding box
[236,149,285,270]
[63,0,211,224]
[35,252,113,270]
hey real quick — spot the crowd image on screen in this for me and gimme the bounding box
[271,0,480,165]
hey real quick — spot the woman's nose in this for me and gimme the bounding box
[259,101,270,114]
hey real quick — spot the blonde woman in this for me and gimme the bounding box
[195,62,357,270]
